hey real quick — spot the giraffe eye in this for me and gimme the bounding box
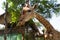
[28,10,31,12]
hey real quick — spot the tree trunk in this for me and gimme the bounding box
[0,13,11,24]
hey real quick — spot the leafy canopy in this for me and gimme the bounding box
[3,0,60,22]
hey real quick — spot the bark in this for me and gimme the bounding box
[0,13,11,24]
[0,13,11,40]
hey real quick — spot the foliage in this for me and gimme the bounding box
[31,0,60,18]
[2,0,59,23]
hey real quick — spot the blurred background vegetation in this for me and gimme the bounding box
[2,0,60,23]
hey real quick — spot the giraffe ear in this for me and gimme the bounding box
[32,3,38,9]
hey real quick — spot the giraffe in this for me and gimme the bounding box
[17,3,60,40]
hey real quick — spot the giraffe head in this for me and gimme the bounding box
[22,3,38,14]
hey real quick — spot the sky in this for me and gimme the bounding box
[0,0,60,32]
[0,0,5,15]
[50,13,60,32]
